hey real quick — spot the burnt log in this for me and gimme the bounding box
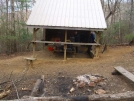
[31,75,45,96]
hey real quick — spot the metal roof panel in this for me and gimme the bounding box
[27,0,107,30]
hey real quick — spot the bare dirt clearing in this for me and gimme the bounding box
[0,46,134,100]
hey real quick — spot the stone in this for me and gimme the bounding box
[95,89,106,95]
[73,80,76,82]
[70,87,75,93]
[94,77,103,83]
[89,82,96,87]
[98,82,106,86]
[87,89,92,92]
[73,82,78,85]
[90,76,98,82]
[77,82,85,88]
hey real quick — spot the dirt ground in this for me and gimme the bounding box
[0,45,134,100]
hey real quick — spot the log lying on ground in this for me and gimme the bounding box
[6,91,134,101]
[31,75,44,96]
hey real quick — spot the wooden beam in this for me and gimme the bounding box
[64,30,67,60]
[114,66,134,82]
[43,29,46,49]
[31,40,100,46]
[32,28,39,57]
[95,31,101,57]
[33,28,36,57]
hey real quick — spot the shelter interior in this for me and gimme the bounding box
[45,29,92,43]
[43,29,97,58]
[32,28,101,60]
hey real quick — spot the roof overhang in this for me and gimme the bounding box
[27,0,107,31]
[27,25,107,31]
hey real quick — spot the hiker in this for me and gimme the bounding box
[74,31,80,53]
[87,31,95,54]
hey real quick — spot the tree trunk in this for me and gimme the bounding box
[129,0,134,33]
[6,0,10,55]
[11,0,17,53]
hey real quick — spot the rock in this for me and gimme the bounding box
[98,82,106,86]
[22,96,30,99]
[90,76,98,82]
[22,88,31,91]
[58,72,62,75]
[73,80,76,82]
[76,75,90,83]
[73,82,78,85]
[70,87,75,93]
[90,76,103,83]
[95,77,103,83]
[47,81,50,83]
[87,89,92,93]
[95,89,106,95]
[89,82,96,87]
[77,82,85,88]
[61,76,65,78]
[112,70,121,75]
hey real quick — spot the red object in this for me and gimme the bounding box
[55,39,60,42]
[48,46,54,51]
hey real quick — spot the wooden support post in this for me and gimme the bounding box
[33,28,36,58]
[26,59,28,68]
[43,29,46,49]
[32,28,39,57]
[30,60,33,68]
[24,57,36,69]
[95,32,101,57]
[64,30,67,60]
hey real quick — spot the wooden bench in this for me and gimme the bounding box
[24,57,36,68]
[114,66,134,82]
[32,40,100,46]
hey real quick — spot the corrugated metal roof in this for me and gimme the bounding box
[27,0,107,31]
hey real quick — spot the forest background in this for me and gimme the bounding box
[0,0,134,54]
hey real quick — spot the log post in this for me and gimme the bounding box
[64,30,67,60]
[30,60,33,68]
[43,29,46,49]
[33,28,36,58]
[95,31,101,57]
[33,28,39,57]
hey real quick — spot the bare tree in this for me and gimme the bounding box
[105,0,123,20]
[11,0,17,53]
[129,0,134,33]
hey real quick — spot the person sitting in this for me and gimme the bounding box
[87,31,95,54]
[74,31,80,53]
[66,37,75,51]
[59,37,75,52]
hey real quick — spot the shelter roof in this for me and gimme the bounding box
[27,0,107,31]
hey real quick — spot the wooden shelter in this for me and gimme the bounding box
[26,0,107,60]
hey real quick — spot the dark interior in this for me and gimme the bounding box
[45,29,91,43]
